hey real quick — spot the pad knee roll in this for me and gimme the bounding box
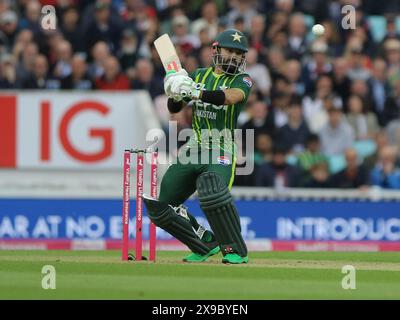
[143,195,213,255]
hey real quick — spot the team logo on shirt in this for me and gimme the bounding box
[217,156,231,166]
[242,76,252,87]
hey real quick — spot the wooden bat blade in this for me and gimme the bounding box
[154,34,182,72]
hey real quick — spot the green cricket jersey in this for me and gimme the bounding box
[185,67,253,156]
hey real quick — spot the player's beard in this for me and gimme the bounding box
[212,51,246,75]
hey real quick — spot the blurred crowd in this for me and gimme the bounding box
[0,0,400,189]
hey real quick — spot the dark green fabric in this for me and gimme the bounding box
[214,29,249,52]
[143,196,214,255]
[158,148,235,206]
[196,172,248,257]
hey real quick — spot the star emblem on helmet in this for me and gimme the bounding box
[231,32,242,42]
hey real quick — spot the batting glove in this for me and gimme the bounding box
[164,69,188,98]
[171,77,203,100]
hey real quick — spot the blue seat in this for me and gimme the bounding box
[304,14,315,42]
[286,154,298,166]
[353,140,376,160]
[328,155,346,174]
[367,16,386,42]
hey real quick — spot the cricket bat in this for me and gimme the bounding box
[154,34,182,73]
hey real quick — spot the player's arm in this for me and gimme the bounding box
[199,88,244,105]
[175,74,252,106]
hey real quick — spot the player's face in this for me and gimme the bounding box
[213,47,246,75]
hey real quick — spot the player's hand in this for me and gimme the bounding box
[164,69,188,97]
[171,76,202,100]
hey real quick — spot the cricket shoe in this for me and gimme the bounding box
[222,253,249,264]
[183,246,220,263]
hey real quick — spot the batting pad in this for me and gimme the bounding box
[143,195,213,255]
[196,172,248,257]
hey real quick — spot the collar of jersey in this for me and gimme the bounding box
[212,70,224,78]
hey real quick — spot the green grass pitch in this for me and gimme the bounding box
[1,250,400,299]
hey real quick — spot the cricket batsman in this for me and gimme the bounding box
[143,29,252,264]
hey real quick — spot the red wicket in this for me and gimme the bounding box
[149,151,158,261]
[121,148,157,262]
[122,150,131,261]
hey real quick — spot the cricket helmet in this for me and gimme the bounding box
[212,29,248,75]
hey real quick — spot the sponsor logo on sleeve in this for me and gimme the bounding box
[242,76,253,87]
[217,156,231,166]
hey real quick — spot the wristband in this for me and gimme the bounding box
[200,90,226,105]
[167,98,184,113]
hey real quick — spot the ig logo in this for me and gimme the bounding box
[41,5,57,30]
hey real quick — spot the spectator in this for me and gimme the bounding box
[120,0,157,43]
[22,54,60,89]
[0,10,18,48]
[19,0,41,36]
[60,6,84,53]
[265,10,289,47]
[11,29,33,62]
[302,74,342,133]
[45,30,65,67]
[171,15,200,55]
[386,120,400,152]
[349,79,374,114]
[270,90,290,129]
[303,162,332,188]
[182,54,199,75]
[345,41,371,82]
[131,58,163,99]
[61,54,93,90]
[332,57,351,104]
[382,78,400,126]
[0,53,15,88]
[331,148,369,189]
[319,107,354,156]
[283,59,305,96]
[254,132,273,165]
[287,12,307,60]
[88,41,110,79]
[255,145,300,188]
[226,0,257,32]
[15,42,38,87]
[84,1,122,53]
[245,48,271,98]
[240,100,275,141]
[248,14,267,54]
[302,41,332,93]
[191,1,219,41]
[368,58,390,125]
[198,45,213,68]
[95,56,130,90]
[118,28,140,78]
[297,133,328,185]
[266,46,285,80]
[52,40,73,79]
[363,131,390,172]
[382,15,400,42]
[370,146,400,189]
[345,94,379,140]
[319,20,343,56]
[276,95,310,153]
[383,39,400,93]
